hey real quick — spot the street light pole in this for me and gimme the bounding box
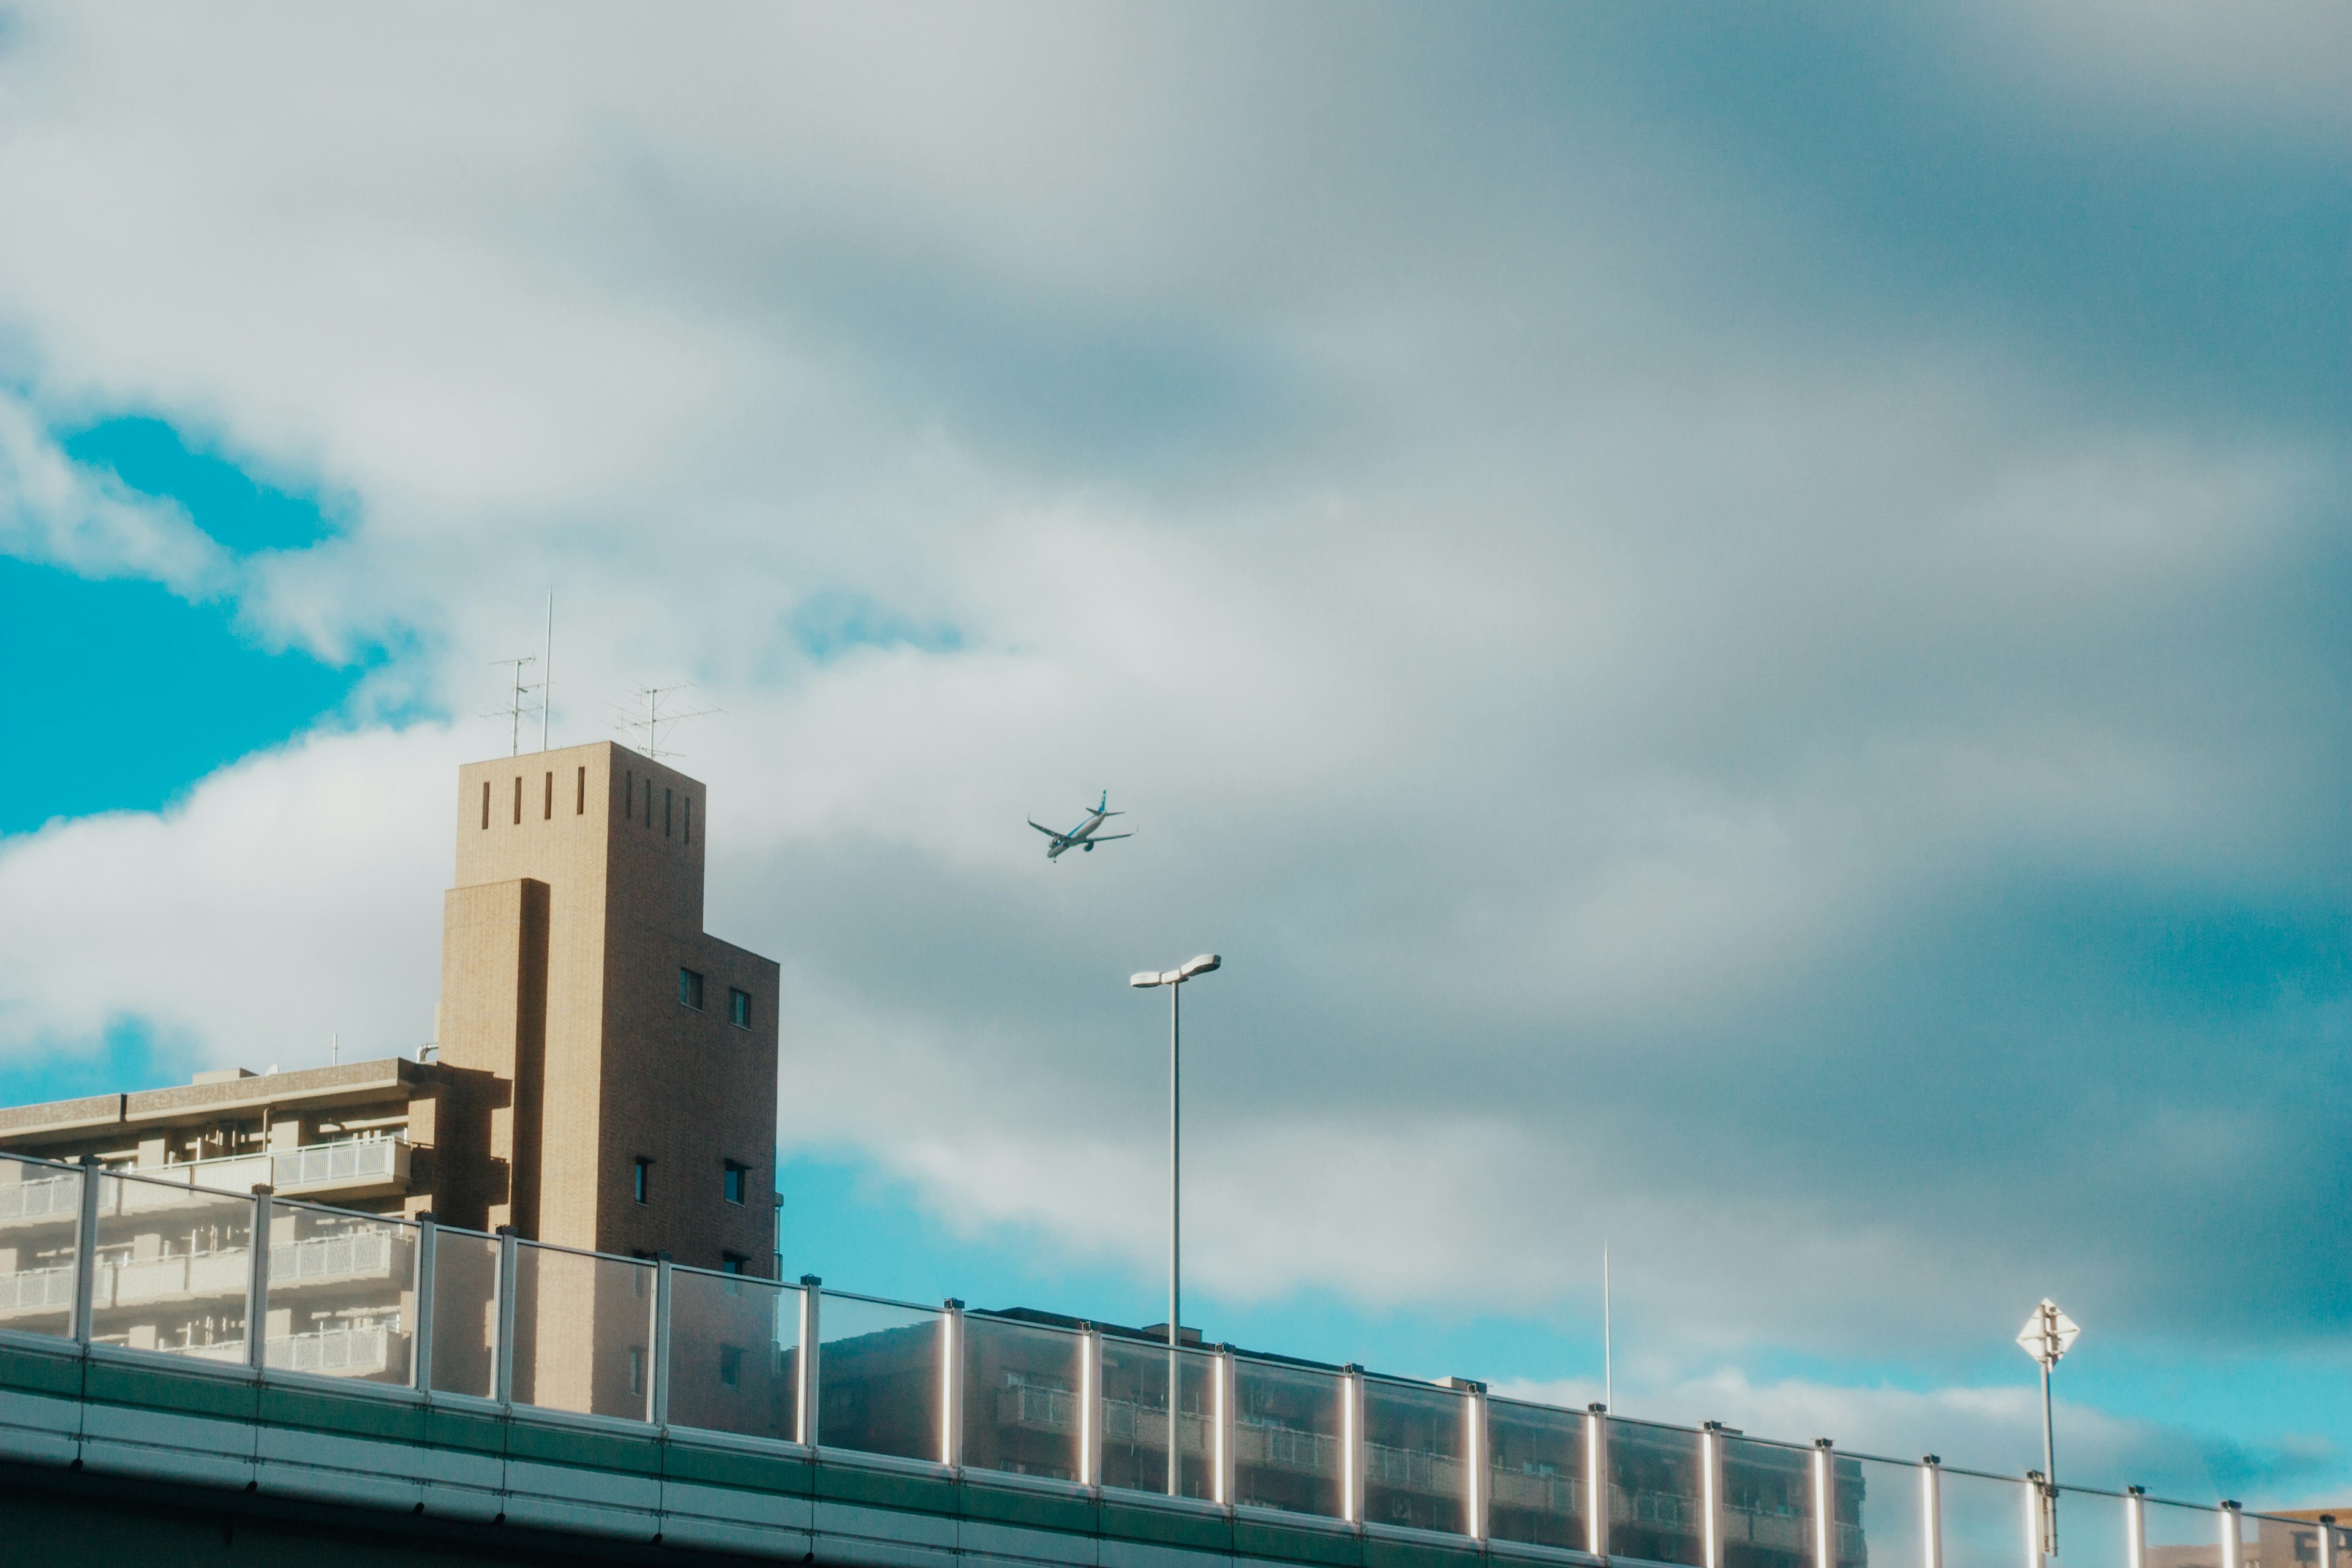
[1132,953,1222,1499]
[1169,973,1181,1417]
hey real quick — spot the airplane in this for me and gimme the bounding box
[1028,791,1134,861]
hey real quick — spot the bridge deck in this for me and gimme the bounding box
[0,1333,1575,1568]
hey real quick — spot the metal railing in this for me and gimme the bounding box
[0,1148,2326,1568]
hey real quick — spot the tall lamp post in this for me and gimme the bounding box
[1130,952,1221,1497]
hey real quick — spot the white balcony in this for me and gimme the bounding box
[0,1171,80,1225]
[0,1262,74,1319]
[170,1322,411,1381]
[106,1137,412,1210]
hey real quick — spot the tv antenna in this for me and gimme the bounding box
[614,683,718,760]
[484,655,543,757]
[540,588,554,752]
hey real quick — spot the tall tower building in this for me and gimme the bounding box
[435,741,780,1275]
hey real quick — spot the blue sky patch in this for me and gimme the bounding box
[62,415,342,554]
[790,590,965,663]
[0,556,363,832]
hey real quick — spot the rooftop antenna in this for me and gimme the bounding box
[485,655,541,756]
[613,683,719,761]
[541,589,554,752]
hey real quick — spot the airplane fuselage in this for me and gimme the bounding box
[1030,794,1130,861]
[1046,809,1108,858]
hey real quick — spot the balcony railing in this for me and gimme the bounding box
[172,1323,409,1379]
[0,1147,2317,1568]
[0,1171,79,1223]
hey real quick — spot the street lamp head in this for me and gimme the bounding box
[1131,954,1221,987]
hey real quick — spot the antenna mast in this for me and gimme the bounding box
[615,683,719,760]
[486,657,542,756]
[541,589,554,752]
[1604,1239,1613,1411]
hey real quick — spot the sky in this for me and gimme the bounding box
[0,0,2346,1515]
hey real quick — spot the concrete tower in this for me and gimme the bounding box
[434,741,779,1276]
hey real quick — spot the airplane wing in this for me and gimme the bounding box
[1027,820,1065,840]
[1087,832,1134,843]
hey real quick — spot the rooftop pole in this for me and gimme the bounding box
[541,589,554,753]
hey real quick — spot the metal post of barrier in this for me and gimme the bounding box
[797,1276,821,1447]
[1587,1405,1612,1559]
[1708,1423,1735,1568]
[941,1300,965,1471]
[1453,1378,1489,1542]
[1341,1364,1365,1527]
[493,1227,518,1405]
[650,1254,673,1427]
[1078,1325,1102,1489]
[1813,1439,1837,1568]
[70,1155,100,1345]
[1214,1347,1235,1509]
[2025,1473,2048,1568]
[245,1185,275,1371]
[412,1212,437,1393]
[2220,1501,2244,1568]
[1924,1458,1945,1568]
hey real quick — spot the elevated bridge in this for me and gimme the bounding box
[0,1152,2310,1568]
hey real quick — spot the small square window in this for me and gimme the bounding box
[728,988,751,1029]
[723,1162,747,1205]
[718,1343,742,1387]
[633,1158,653,1204]
[679,968,704,1010]
[720,1251,747,1275]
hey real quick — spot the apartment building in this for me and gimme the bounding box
[0,741,781,1382]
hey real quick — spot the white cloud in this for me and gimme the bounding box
[0,391,225,589]
[0,725,456,1066]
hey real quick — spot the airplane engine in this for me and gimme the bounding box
[1084,842,1094,851]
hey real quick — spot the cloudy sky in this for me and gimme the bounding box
[1,0,2346,1515]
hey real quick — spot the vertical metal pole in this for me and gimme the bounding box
[412,1213,438,1393]
[1464,1384,1488,1542]
[1587,1405,1612,1559]
[2041,1352,2058,1558]
[1168,975,1182,1499]
[1079,1326,1102,1489]
[1700,1423,1723,1568]
[1603,1240,1613,1415]
[1923,1458,1945,1568]
[493,1227,518,1405]
[71,1156,101,1345]
[797,1276,823,1448]
[2026,1473,2047,1568]
[541,589,553,753]
[650,1255,673,1427]
[1341,1365,1363,1527]
[941,1300,965,1471]
[1215,1347,1235,1509]
[245,1185,275,1371]
[2221,1502,2244,1568]
[2125,1488,2146,1568]
[1813,1439,1836,1568]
